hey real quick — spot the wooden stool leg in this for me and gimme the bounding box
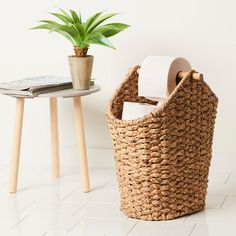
[9,98,25,193]
[73,97,90,192]
[50,97,60,178]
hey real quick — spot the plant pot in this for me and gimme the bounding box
[68,55,94,90]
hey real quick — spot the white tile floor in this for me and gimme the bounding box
[1,154,236,236]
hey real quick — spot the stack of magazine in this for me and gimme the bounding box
[0,76,95,98]
[0,76,72,98]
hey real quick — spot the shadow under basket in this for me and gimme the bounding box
[106,66,218,221]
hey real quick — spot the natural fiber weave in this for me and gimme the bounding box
[107,66,218,221]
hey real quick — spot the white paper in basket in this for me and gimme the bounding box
[122,101,163,120]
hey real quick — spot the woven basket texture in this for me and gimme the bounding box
[107,66,218,220]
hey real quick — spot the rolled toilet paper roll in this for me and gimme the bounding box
[138,56,191,101]
[122,102,162,120]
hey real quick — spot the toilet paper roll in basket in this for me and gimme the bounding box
[138,56,191,101]
[122,102,161,120]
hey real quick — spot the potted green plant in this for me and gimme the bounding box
[32,9,129,90]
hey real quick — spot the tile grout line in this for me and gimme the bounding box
[20,200,36,212]
[126,220,139,236]
[9,215,30,230]
[60,189,77,201]
[101,177,113,189]
[224,194,236,197]
[188,223,197,236]
[66,218,83,233]
[224,173,231,184]
[72,202,87,217]
[220,196,227,209]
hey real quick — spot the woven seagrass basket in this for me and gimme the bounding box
[107,66,218,221]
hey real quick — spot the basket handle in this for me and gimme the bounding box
[177,71,203,80]
[136,68,203,81]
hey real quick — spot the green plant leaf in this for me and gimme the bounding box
[31,23,77,46]
[85,32,115,49]
[79,42,89,49]
[93,23,130,37]
[74,23,85,38]
[50,12,71,24]
[87,13,118,33]
[37,20,77,37]
[92,25,118,37]
[84,12,103,32]
[105,23,130,31]
[70,23,84,45]
[69,9,81,23]
[31,24,55,30]
[59,8,73,22]
[59,25,82,45]
[36,21,59,33]
[78,11,82,23]
[54,30,77,45]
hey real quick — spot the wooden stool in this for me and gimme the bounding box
[8,85,100,193]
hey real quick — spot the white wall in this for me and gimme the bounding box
[0,0,235,167]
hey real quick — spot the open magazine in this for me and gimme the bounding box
[0,76,94,98]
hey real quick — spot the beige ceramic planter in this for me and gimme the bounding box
[68,55,94,90]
